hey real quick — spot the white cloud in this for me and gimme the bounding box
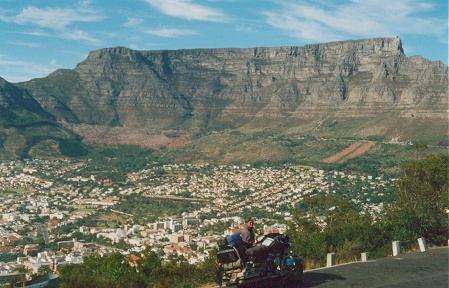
[264,0,447,43]
[124,17,144,27]
[59,29,100,43]
[141,27,197,38]
[145,0,227,22]
[78,0,93,5]
[235,25,254,33]
[21,29,50,37]
[7,41,45,48]
[0,5,104,44]
[12,6,104,30]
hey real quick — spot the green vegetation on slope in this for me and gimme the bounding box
[287,154,449,268]
[58,248,217,288]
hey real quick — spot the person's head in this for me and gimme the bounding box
[245,217,254,228]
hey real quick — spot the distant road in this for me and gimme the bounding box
[142,194,208,202]
[216,248,448,288]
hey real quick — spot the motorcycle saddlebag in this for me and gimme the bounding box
[216,246,244,271]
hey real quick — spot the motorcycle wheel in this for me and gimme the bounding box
[292,256,304,281]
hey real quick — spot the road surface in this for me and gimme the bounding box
[299,247,448,288]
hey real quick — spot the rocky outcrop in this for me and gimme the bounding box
[12,37,449,148]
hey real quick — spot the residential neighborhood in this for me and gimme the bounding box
[0,159,393,284]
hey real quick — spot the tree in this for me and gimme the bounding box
[394,154,448,211]
[288,195,393,268]
[324,197,361,230]
[387,154,449,247]
[137,247,162,276]
[287,210,328,268]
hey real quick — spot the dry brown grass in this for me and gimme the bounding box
[304,259,322,270]
[336,240,361,264]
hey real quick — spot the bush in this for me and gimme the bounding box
[336,240,361,263]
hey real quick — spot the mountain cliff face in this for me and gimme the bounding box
[8,37,449,154]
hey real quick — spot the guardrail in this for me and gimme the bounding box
[326,237,431,267]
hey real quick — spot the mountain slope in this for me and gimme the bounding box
[0,76,81,158]
[0,76,55,126]
[5,37,448,160]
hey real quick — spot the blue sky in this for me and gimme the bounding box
[0,0,447,83]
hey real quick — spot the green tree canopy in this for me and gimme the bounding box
[388,154,449,247]
[394,154,448,211]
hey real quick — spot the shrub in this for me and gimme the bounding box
[336,240,361,264]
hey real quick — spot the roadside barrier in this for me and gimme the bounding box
[392,241,401,256]
[325,238,429,268]
[326,252,336,267]
[417,237,427,252]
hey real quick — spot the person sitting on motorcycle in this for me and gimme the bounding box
[241,217,255,247]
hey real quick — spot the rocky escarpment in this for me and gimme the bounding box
[14,37,449,148]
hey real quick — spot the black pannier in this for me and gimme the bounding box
[217,247,239,263]
[216,246,244,270]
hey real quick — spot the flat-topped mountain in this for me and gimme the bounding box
[1,37,447,160]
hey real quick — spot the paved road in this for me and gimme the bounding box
[224,248,448,288]
[299,247,448,288]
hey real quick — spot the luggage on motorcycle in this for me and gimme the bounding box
[260,233,290,255]
[226,232,244,247]
[245,245,268,262]
[216,246,244,271]
[217,236,228,248]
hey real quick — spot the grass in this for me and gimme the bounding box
[95,212,130,228]
[1,188,34,194]
[74,208,96,213]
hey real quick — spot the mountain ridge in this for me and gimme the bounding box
[1,37,447,159]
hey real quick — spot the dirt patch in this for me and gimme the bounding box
[339,142,375,163]
[66,123,192,150]
[322,141,375,163]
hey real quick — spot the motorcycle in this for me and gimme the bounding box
[215,233,303,287]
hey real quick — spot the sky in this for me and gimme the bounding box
[0,0,447,83]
